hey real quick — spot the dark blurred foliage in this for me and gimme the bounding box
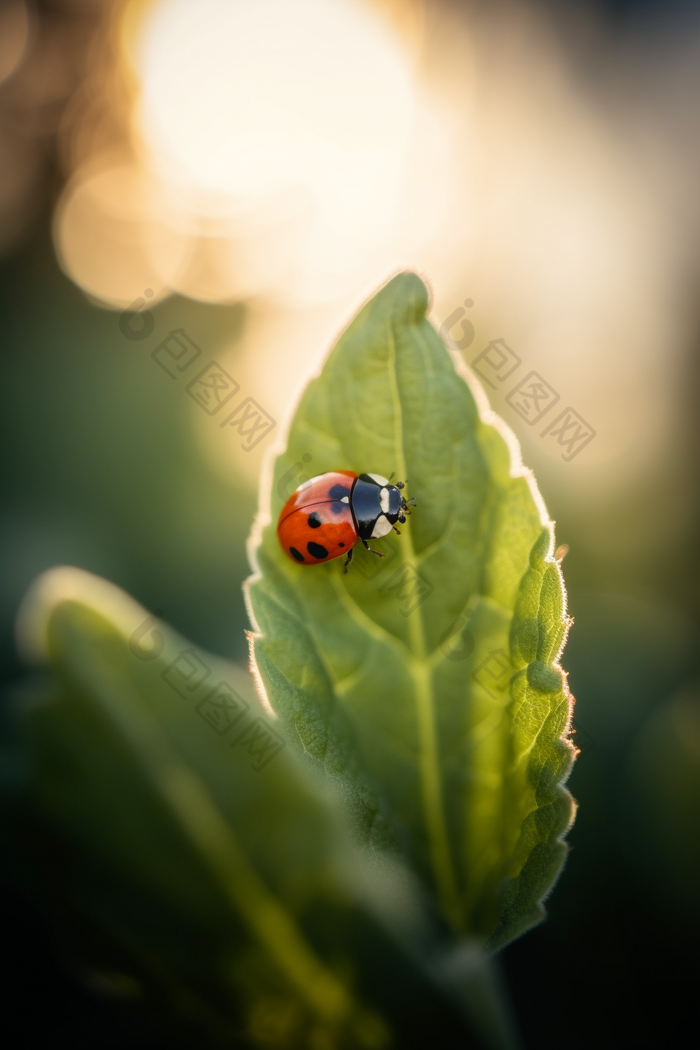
[0,220,254,1049]
[0,222,253,674]
[2,1,700,1048]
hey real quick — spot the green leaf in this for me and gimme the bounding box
[6,567,509,1048]
[246,273,576,949]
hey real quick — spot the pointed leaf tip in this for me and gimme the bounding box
[246,274,576,947]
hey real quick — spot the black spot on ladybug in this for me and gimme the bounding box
[307,512,322,528]
[289,547,305,562]
[307,541,329,559]
[328,484,351,500]
[338,542,345,547]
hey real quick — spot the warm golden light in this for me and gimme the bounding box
[124,0,417,302]
[0,0,31,87]
[132,0,414,198]
[53,161,190,306]
[43,0,699,541]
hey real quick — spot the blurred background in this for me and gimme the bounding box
[1,0,699,1046]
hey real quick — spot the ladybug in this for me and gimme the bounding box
[277,471,416,571]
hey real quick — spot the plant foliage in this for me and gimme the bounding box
[246,273,576,949]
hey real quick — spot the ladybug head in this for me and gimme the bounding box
[388,479,417,525]
[352,473,416,540]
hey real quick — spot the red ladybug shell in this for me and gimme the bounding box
[277,470,358,565]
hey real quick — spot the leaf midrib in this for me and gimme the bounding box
[385,317,462,930]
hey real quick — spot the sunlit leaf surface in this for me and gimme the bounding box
[247,273,576,948]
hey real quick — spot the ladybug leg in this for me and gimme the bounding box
[343,547,354,573]
[361,539,385,558]
[392,525,401,535]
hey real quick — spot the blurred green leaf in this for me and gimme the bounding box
[246,273,576,949]
[4,567,512,1049]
